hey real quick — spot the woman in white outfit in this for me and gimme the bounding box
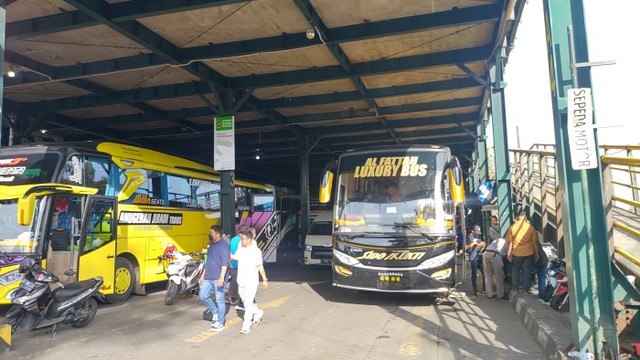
[232,229,269,334]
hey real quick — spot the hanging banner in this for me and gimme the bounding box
[214,115,235,171]
[567,88,597,170]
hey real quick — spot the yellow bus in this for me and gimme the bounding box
[318,145,465,295]
[0,141,286,304]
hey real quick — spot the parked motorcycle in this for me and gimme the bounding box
[161,244,204,305]
[549,268,569,310]
[540,257,566,302]
[2,257,103,340]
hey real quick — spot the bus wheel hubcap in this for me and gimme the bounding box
[115,268,131,294]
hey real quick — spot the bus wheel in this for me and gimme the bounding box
[105,257,135,304]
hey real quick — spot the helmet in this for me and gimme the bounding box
[472,225,482,234]
[18,257,38,274]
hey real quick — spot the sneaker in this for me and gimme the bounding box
[252,309,264,325]
[235,304,245,311]
[211,313,218,323]
[210,323,224,332]
[240,326,251,334]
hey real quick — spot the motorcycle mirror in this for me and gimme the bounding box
[64,268,76,277]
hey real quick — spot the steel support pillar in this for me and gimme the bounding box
[298,136,311,237]
[489,47,514,237]
[220,171,235,235]
[218,89,236,236]
[0,5,6,148]
[543,0,618,356]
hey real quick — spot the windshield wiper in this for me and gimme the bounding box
[342,231,378,239]
[390,223,435,240]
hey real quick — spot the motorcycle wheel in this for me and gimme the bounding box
[71,298,98,328]
[549,293,567,311]
[165,281,179,305]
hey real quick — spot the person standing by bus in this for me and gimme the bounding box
[483,236,507,299]
[198,225,229,332]
[506,210,539,294]
[465,225,485,296]
[487,215,501,242]
[227,225,248,307]
[233,228,269,334]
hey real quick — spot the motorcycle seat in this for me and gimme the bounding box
[52,278,101,299]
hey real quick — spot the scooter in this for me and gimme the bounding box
[540,257,566,302]
[549,268,569,310]
[161,244,204,305]
[2,257,103,340]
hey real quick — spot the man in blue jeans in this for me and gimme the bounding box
[199,225,229,332]
[465,225,485,296]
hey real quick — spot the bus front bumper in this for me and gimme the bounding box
[332,260,455,293]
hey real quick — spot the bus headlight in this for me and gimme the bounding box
[417,250,455,270]
[333,250,361,266]
[0,270,24,286]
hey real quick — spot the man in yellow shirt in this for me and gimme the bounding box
[506,211,539,294]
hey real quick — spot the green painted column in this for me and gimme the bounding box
[489,48,514,237]
[543,0,618,356]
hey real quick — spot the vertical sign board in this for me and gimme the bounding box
[214,116,235,171]
[567,88,597,170]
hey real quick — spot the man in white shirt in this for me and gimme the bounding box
[232,229,269,334]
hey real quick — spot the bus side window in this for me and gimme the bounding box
[60,155,83,185]
[85,157,110,195]
[167,175,192,208]
[235,187,251,212]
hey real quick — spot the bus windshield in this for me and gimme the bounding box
[0,198,45,255]
[0,153,59,185]
[334,150,453,236]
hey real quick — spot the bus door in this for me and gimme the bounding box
[46,194,83,284]
[77,195,118,295]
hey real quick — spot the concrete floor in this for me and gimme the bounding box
[1,250,546,360]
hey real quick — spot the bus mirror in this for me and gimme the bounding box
[448,157,465,203]
[319,161,337,204]
[18,193,36,226]
[319,171,334,204]
[118,171,146,201]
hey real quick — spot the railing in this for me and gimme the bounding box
[510,144,640,276]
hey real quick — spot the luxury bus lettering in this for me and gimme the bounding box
[356,251,426,261]
[399,163,428,177]
[132,194,165,206]
[168,215,183,225]
[151,213,169,224]
[119,212,153,224]
[0,166,26,175]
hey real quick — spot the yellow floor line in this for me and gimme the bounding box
[398,308,428,356]
[185,294,293,343]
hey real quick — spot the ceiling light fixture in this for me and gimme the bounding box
[306,28,316,40]
[7,66,16,78]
